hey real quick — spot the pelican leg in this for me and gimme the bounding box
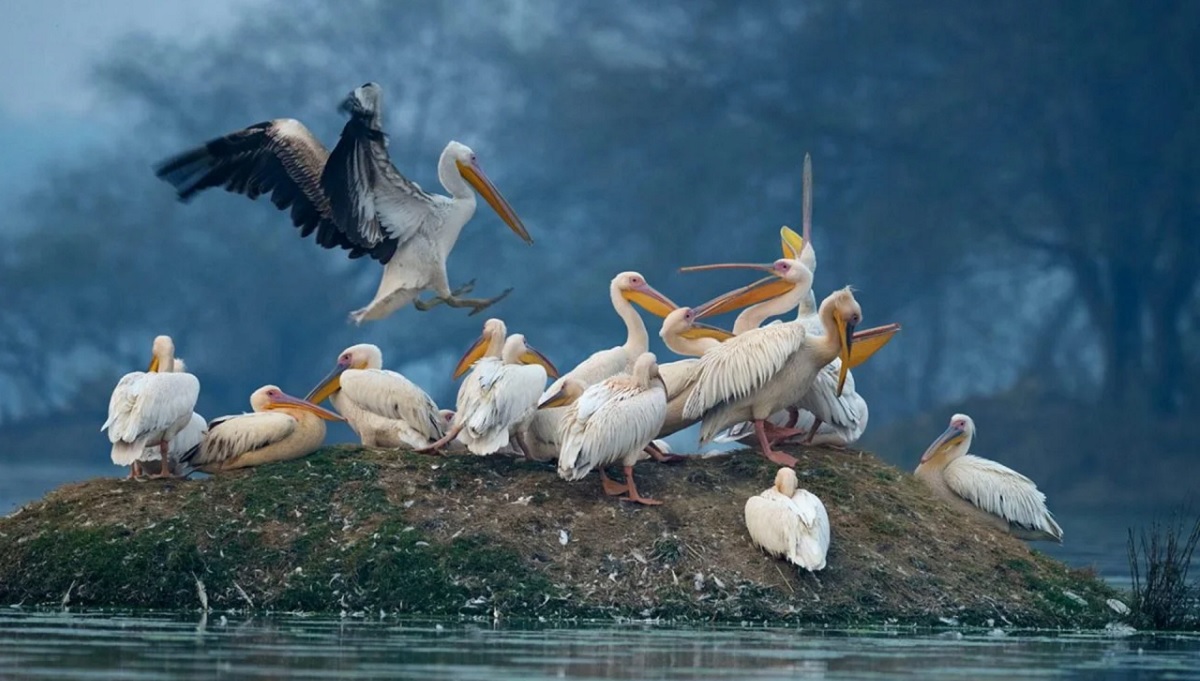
[415,288,514,316]
[762,421,808,444]
[416,423,461,455]
[127,462,141,480]
[645,442,685,464]
[785,408,800,429]
[753,420,799,468]
[152,441,174,479]
[617,466,662,506]
[802,417,824,444]
[600,469,628,496]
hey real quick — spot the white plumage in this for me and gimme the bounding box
[450,334,550,455]
[744,468,830,571]
[915,413,1063,543]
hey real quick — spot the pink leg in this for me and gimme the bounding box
[753,420,798,467]
[645,442,685,464]
[600,469,628,496]
[617,466,662,506]
[152,441,173,479]
[416,423,461,455]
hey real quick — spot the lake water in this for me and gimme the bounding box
[0,611,1197,680]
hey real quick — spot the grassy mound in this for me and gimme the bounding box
[0,445,1120,626]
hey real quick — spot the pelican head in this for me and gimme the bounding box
[438,409,455,427]
[306,343,384,404]
[444,141,532,245]
[537,377,586,409]
[340,82,383,124]
[252,385,344,421]
[659,307,734,345]
[148,335,176,373]
[453,318,509,379]
[612,272,677,318]
[631,351,661,388]
[773,467,799,496]
[820,287,862,396]
[687,259,813,320]
[920,413,975,464]
[501,333,559,377]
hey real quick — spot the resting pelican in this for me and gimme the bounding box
[154,82,530,322]
[916,414,1063,543]
[423,332,557,455]
[744,468,830,571]
[181,385,343,474]
[554,352,668,505]
[540,272,676,403]
[102,336,201,479]
[514,378,587,462]
[683,281,865,467]
[305,343,444,449]
[136,359,208,476]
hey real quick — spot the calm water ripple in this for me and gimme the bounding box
[0,611,1197,680]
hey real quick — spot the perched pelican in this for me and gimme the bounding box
[554,352,668,505]
[305,343,444,449]
[102,336,201,479]
[154,82,531,322]
[540,272,676,402]
[137,358,207,476]
[181,385,343,474]
[423,331,557,455]
[683,281,865,467]
[744,468,830,571]
[916,414,1063,543]
[515,378,587,462]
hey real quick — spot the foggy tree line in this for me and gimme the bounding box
[0,0,1195,445]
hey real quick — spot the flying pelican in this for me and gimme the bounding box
[744,468,830,571]
[181,385,343,474]
[136,358,207,477]
[916,414,1063,543]
[423,331,557,455]
[305,343,444,449]
[540,272,677,403]
[102,335,201,479]
[154,82,531,322]
[683,280,865,467]
[554,352,668,505]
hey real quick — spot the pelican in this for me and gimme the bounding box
[744,468,830,571]
[102,335,201,479]
[682,277,866,467]
[423,330,557,455]
[154,82,531,322]
[515,378,587,462]
[305,343,444,449]
[181,385,343,473]
[916,414,1063,543]
[136,359,207,476]
[540,272,677,403]
[554,352,668,505]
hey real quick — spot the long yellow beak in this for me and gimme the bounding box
[147,356,161,373]
[835,312,855,397]
[305,359,350,404]
[679,322,735,342]
[846,323,902,370]
[692,275,796,320]
[453,333,491,380]
[622,282,678,318]
[520,343,560,379]
[268,392,345,421]
[780,226,804,259]
[920,424,966,463]
[537,384,575,409]
[456,158,531,245]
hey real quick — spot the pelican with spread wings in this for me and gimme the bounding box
[154,82,531,322]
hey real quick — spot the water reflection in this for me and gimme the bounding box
[0,612,1196,680]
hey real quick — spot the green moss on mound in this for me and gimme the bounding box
[0,446,1121,626]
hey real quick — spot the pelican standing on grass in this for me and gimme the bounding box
[136,358,207,476]
[915,414,1063,543]
[305,343,444,449]
[181,385,343,474]
[553,352,668,505]
[154,82,531,322]
[744,468,830,571]
[102,336,201,479]
[422,325,558,455]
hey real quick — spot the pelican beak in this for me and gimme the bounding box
[780,226,804,259]
[835,312,856,397]
[147,356,161,373]
[305,357,352,403]
[537,384,574,409]
[453,333,491,380]
[520,343,560,379]
[622,281,678,318]
[920,424,966,463]
[268,392,345,422]
[692,274,796,320]
[846,323,902,370]
[456,158,531,245]
[679,322,735,342]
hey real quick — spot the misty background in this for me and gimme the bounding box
[1,0,1196,577]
